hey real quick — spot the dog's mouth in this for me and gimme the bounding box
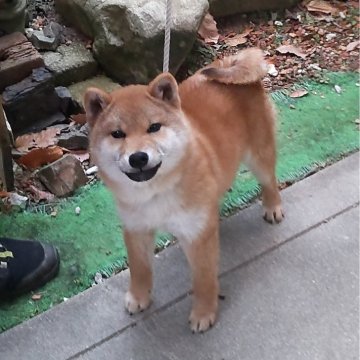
[125,162,162,182]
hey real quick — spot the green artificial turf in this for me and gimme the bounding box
[0,72,358,332]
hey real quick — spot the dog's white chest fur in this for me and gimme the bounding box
[117,190,207,243]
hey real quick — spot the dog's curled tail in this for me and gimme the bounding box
[201,48,268,85]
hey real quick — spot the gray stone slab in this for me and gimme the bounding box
[68,75,121,107]
[219,151,360,272]
[43,44,98,86]
[0,153,358,360]
[80,206,359,360]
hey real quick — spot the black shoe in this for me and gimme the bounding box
[0,237,60,299]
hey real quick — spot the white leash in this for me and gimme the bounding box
[162,0,172,73]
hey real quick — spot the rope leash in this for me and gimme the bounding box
[162,0,172,73]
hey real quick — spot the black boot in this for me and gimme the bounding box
[0,237,60,299]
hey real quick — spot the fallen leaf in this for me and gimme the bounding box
[70,113,87,125]
[289,89,309,98]
[70,151,90,163]
[0,191,12,198]
[224,28,252,47]
[28,185,55,202]
[311,14,334,22]
[15,128,61,152]
[31,294,42,301]
[17,146,64,170]
[306,0,338,15]
[198,13,219,44]
[276,44,307,59]
[224,33,247,47]
[346,40,360,52]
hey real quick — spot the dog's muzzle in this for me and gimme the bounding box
[125,162,162,182]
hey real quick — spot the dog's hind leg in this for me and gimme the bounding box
[244,147,284,224]
[123,229,154,314]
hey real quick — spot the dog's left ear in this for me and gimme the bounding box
[148,73,180,108]
[84,87,112,128]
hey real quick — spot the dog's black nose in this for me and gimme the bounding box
[129,152,149,169]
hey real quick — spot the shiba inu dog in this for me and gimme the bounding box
[84,48,284,333]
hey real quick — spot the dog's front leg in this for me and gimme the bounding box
[123,229,154,314]
[181,217,219,333]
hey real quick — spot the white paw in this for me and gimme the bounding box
[189,310,216,333]
[124,291,151,315]
[263,204,284,224]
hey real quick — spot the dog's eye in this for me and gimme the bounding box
[111,130,126,139]
[147,123,162,133]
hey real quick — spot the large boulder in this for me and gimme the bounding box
[55,0,208,84]
[209,0,301,17]
[0,0,26,34]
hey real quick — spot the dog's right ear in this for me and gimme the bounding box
[148,73,180,108]
[84,88,111,127]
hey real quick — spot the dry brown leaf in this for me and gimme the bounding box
[290,89,309,98]
[198,13,219,44]
[70,113,87,125]
[15,128,61,152]
[346,40,360,52]
[306,0,338,15]
[224,28,252,47]
[31,294,42,301]
[276,45,307,59]
[70,150,90,163]
[28,185,55,202]
[0,191,12,198]
[17,146,64,170]
[225,34,247,47]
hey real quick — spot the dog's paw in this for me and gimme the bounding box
[263,204,284,224]
[189,310,216,333]
[124,291,151,315]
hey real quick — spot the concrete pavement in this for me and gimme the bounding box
[0,152,359,360]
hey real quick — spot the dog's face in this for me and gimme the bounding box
[84,73,189,187]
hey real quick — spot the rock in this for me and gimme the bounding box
[55,86,82,116]
[37,154,88,197]
[29,29,60,51]
[55,0,208,83]
[43,21,63,40]
[22,112,68,135]
[209,0,301,17]
[2,68,62,135]
[43,43,98,86]
[0,32,44,91]
[56,129,88,150]
[0,0,26,34]
[68,76,121,107]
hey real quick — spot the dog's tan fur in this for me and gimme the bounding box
[84,48,283,333]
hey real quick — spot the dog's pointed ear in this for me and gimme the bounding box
[84,87,112,127]
[148,73,180,108]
